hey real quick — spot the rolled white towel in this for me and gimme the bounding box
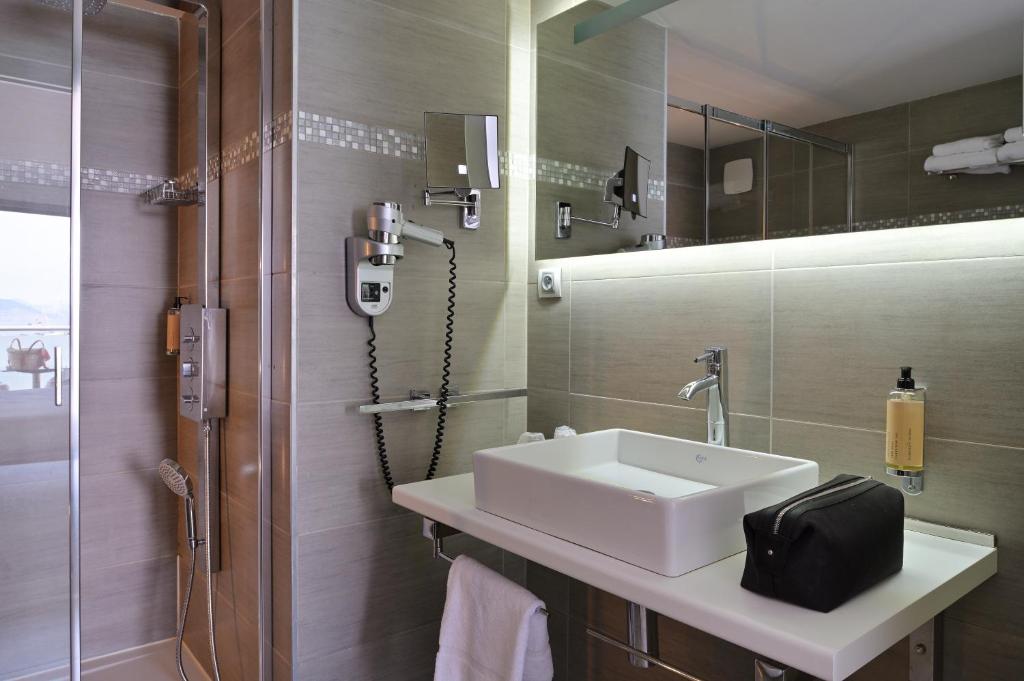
[996,140,1024,164]
[924,148,1000,173]
[1004,127,1023,143]
[962,164,1011,175]
[931,134,1004,157]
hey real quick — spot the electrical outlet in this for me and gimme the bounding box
[537,267,562,299]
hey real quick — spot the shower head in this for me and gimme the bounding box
[159,459,200,550]
[35,0,108,16]
[159,458,193,498]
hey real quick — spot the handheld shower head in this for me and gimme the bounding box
[159,458,193,498]
[159,458,200,550]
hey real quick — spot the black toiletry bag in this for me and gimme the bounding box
[740,474,904,612]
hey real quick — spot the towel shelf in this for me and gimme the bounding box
[424,519,548,617]
[360,387,526,415]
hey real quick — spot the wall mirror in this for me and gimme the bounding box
[535,0,1024,260]
[424,112,500,190]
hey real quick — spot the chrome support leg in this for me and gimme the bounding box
[909,617,942,681]
[626,602,659,669]
[754,659,792,680]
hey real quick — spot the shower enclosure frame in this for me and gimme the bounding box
[668,96,854,242]
[64,1,274,680]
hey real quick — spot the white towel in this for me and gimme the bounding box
[1005,127,1023,144]
[996,140,1024,164]
[435,556,553,681]
[962,164,1012,175]
[924,149,999,173]
[931,134,1004,157]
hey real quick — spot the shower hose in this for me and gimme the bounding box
[175,424,223,681]
[367,238,456,491]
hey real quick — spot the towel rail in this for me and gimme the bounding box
[360,387,526,415]
[424,519,548,616]
[586,628,706,680]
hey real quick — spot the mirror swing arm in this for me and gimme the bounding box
[556,146,650,239]
[423,188,483,230]
[556,174,625,238]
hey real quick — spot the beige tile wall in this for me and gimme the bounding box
[526,219,1024,680]
[289,1,530,679]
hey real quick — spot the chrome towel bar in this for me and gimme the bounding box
[424,519,548,617]
[360,387,526,415]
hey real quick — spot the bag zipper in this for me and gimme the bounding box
[771,476,871,535]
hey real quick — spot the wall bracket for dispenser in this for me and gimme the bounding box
[887,468,924,495]
[423,188,482,230]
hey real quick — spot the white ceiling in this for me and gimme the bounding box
[645,0,1024,146]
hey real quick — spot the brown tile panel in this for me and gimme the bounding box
[853,153,908,223]
[222,388,259,509]
[271,273,291,402]
[908,146,1024,215]
[222,0,260,44]
[220,158,261,281]
[908,77,1023,151]
[220,276,259,398]
[271,143,292,275]
[272,525,292,663]
[943,617,1024,681]
[217,491,261,628]
[221,13,261,151]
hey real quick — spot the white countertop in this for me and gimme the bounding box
[393,474,997,681]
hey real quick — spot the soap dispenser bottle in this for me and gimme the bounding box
[885,366,925,495]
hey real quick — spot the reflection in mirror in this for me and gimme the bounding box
[424,112,499,190]
[535,0,1024,259]
[535,2,667,259]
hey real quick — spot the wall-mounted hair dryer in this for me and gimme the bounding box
[345,201,447,316]
[345,201,458,491]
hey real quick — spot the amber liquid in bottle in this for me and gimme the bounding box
[885,367,925,472]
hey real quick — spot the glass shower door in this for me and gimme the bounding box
[0,1,74,678]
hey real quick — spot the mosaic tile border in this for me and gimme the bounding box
[2,113,293,200]
[0,158,166,195]
[297,110,424,159]
[295,109,667,200]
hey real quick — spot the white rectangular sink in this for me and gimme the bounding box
[473,429,818,577]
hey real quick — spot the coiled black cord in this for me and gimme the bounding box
[367,316,394,490]
[366,238,457,491]
[425,238,456,481]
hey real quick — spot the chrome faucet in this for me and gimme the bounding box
[678,346,728,446]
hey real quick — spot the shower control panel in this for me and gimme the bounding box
[178,304,227,422]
